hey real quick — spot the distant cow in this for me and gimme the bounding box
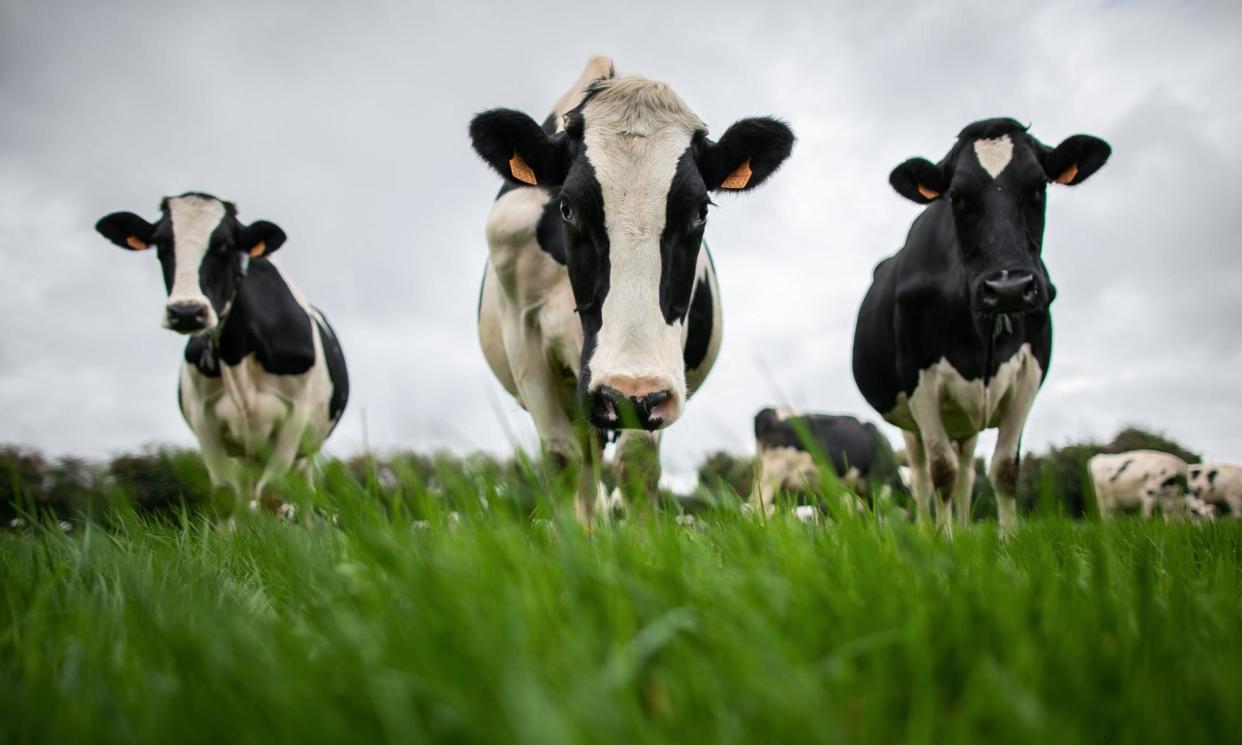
[751,408,903,515]
[95,193,348,512]
[1189,463,1242,517]
[471,57,794,522]
[1089,451,1188,520]
[853,118,1110,531]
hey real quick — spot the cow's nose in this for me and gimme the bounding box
[589,379,677,431]
[165,302,210,333]
[978,270,1040,313]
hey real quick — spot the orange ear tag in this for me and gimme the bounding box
[125,235,149,250]
[1056,163,1079,185]
[249,242,266,258]
[720,159,753,190]
[509,154,538,185]
[916,184,941,201]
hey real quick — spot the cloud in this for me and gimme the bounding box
[2,0,1240,481]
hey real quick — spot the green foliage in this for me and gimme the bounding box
[695,450,754,500]
[1,498,1240,744]
[1106,427,1200,464]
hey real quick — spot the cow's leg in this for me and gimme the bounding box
[255,407,313,517]
[1140,490,1157,519]
[615,430,662,511]
[907,388,958,533]
[574,428,604,526]
[990,358,1041,531]
[902,430,934,525]
[952,436,979,528]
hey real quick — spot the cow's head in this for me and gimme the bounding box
[96,193,286,335]
[470,74,793,430]
[889,118,1110,319]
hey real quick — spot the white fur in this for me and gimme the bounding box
[1188,463,1242,518]
[886,343,1043,530]
[581,76,705,421]
[750,444,865,516]
[973,135,1013,179]
[179,264,337,500]
[166,195,225,329]
[1090,450,1188,520]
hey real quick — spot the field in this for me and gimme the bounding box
[2,457,1242,745]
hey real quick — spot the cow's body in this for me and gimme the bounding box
[470,57,791,521]
[852,118,1110,531]
[1189,463,1242,518]
[750,408,902,513]
[97,193,348,510]
[1089,450,1188,520]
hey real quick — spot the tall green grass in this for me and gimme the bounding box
[2,468,1240,744]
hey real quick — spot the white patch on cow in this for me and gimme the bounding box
[581,76,705,423]
[1089,450,1188,520]
[973,135,1013,179]
[550,55,614,129]
[166,195,226,328]
[885,343,1043,529]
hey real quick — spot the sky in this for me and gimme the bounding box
[2,0,1241,487]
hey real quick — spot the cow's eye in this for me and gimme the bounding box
[695,201,709,226]
[560,199,575,223]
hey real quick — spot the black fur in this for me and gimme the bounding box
[314,312,350,426]
[1111,458,1134,482]
[697,117,796,192]
[683,266,715,373]
[853,119,1111,434]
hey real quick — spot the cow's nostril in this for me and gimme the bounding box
[166,303,210,332]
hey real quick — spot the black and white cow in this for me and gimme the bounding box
[471,57,794,522]
[751,408,903,515]
[852,118,1110,531]
[1089,450,1189,520]
[1189,463,1242,518]
[95,193,348,512]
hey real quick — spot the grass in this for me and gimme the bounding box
[2,463,1241,745]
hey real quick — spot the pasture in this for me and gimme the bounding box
[3,456,1241,744]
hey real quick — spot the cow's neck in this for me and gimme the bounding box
[201,259,315,374]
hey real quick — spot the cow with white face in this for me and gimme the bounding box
[471,57,794,522]
[95,193,348,512]
[1188,463,1242,518]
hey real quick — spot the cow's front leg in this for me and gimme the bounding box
[614,430,662,511]
[990,378,1040,532]
[254,406,312,518]
[952,436,978,528]
[902,430,934,525]
[907,387,959,533]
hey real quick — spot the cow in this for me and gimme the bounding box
[95,193,348,514]
[470,56,794,523]
[1089,450,1188,520]
[1188,463,1242,518]
[750,407,904,515]
[852,118,1110,532]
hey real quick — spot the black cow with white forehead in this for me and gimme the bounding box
[471,56,794,522]
[96,193,348,513]
[852,118,1110,532]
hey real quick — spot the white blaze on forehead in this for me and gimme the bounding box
[973,135,1014,179]
[167,195,225,306]
[581,76,704,411]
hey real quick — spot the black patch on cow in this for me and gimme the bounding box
[184,335,221,377]
[557,152,610,401]
[1110,458,1133,482]
[1161,474,1186,491]
[1208,469,1219,485]
[313,310,350,425]
[535,189,568,265]
[683,263,714,373]
[213,260,316,375]
[659,148,709,324]
[753,408,900,488]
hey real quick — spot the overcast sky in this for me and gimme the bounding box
[3,0,1241,485]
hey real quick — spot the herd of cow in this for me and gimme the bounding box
[91,56,1237,530]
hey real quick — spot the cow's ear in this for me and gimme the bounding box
[469,108,571,188]
[700,117,795,192]
[1042,134,1111,186]
[239,220,286,258]
[95,211,155,250]
[889,158,949,204]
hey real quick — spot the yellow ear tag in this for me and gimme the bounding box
[509,153,538,185]
[916,184,941,201]
[249,242,266,258]
[720,159,753,190]
[1056,163,1079,185]
[125,235,149,250]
